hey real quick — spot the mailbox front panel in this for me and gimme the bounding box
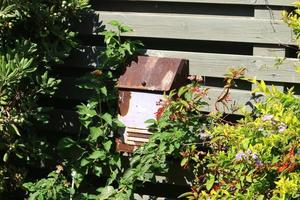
[118,90,162,129]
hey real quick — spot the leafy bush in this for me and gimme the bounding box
[0,0,89,196]
[13,2,300,200]
[24,21,143,199]
[0,0,90,63]
[23,166,72,200]
[180,82,300,199]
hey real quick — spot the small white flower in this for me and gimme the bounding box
[278,123,287,133]
[262,114,274,122]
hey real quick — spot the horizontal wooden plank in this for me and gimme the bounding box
[145,49,300,83]
[62,47,300,84]
[202,87,264,114]
[254,7,283,20]
[98,0,295,6]
[252,45,286,57]
[95,11,293,45]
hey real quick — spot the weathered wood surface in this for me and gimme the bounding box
[146,49,300,83]
[61,47,300,84]
[97,0,295,6]
[253,6,286,91]
[202,87,264,114]
[96,11,293,45]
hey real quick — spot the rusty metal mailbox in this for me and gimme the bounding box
[117,55,188,149]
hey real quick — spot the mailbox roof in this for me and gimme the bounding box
[117,56,188,91]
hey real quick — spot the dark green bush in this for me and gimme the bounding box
[0,0,89,196]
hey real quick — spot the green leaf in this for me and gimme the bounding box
[205,174,215,191]
[257,195,265,200]
[80,158,90,167]
[180,157,189,167]
[100,86,107,96]
[178,191,194,198]
[130,155,141,167]
[120,25,133,33]
[109,20,121,27]
[57,137,76,150]
[180,99,190,108]
[3,152,9,162]
[246,175,252,183]
[122,43,133,55]
[113,118,125,128]
[102,113,113,126]
[89,127,103,141]
[10,124,21,136]
[144,119,157,124]
[94,166,103,177]
[107,170,119,185]
[77,103,97,118]
[122,168,136,180]
[111,155,122,169]
[72,170,85,188]
[104,140,112,152]
[173,140,181,149]
[15,153,23,159]
[88,150,106,160]
[178,86,188,97]
[241,138,250,150]
[97,186,115,199]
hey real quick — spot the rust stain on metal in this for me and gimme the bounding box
[118,91,131,116]
[117,55,188,91]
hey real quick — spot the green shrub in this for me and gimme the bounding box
[180,82,300,199]
[10,1,300,200]
[0,0,89,196]
[24,21,143,199]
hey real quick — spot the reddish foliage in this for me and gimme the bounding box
[277,163,289,173]
[213,184,220,191]
[155,107,165,120]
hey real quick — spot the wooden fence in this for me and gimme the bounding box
[44,0,298,199]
